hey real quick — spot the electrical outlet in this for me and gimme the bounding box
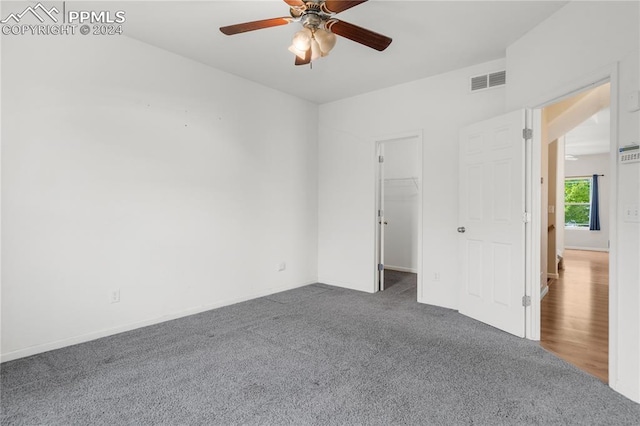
[278,262,286,272]
[624,205,640,223]
[110,289,120,304]
[434,272,441,281]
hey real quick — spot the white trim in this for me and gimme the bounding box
[385,265,418,274]
[525,108,541,341]
[564,246,610,252]
[540,285,549,300]
[526,69,612,109]
[607,64,619,394]
[0,280,317,363]
[373,130,424,302]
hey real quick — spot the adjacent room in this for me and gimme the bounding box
[539,83,612,383]
[2,1,639,423]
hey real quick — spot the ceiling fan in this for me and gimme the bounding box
[219,0,392,66]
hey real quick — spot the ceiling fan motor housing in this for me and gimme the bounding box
[301,12,323,30]
[291,1,332,30]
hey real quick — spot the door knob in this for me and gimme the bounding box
[457,226,466,233]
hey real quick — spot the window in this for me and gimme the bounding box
[564,178,591,227]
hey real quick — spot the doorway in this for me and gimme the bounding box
[375,133,423,296]
[455,72,619,388]
[537,82,612,382]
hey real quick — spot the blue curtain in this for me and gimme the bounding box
[589,174,600,231]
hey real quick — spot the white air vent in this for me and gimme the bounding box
[470,70,506,92]
[489,70,506,87]
[471,75,488,91]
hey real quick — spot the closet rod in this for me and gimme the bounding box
[565,174,605,178]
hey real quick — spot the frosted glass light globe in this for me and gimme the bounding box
[292,28,312,51]
[314,29,337,55]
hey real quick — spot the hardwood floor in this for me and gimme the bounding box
[541,249,608,383]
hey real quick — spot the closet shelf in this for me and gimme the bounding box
[384,177,420,191]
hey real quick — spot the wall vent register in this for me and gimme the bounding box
[470,70,506,92]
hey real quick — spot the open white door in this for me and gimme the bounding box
[377,143,385,291]
[458,110,527,337]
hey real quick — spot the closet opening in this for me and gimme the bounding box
[375,133,423,297]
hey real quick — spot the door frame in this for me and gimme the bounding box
[525,65,619,387]
[373,130,424,298]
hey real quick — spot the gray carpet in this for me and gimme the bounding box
[384,269,416,290]
[2,278,639,425]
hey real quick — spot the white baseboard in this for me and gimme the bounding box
[565,246,609,252]
[385,265,418,274]
[540,285,549,300]
[611,378,640,404]
[0,280,317,363]
[317,277,375,294]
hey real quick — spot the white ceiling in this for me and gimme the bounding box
[98,0,567,104]
[564,107,611,157]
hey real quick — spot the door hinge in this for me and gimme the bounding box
[378,155,384,163]
[378,209,383,217]
[522,128,533,140]
[522,211,531,223]
[522,295,531,307]
[378,263,384,271]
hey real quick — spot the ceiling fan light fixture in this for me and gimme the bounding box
[310,37,322,61]
[288,44,308,59]
[292,28,312,51]
[314,28,337,54]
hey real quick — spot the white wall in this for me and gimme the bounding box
[1,34,319,361]
[383,138,420,272]
[318,59,506,307]
[506,0,640,403]
[556,137,565,256]
[564,154,610,251]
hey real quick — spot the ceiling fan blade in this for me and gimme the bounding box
[283,0,306,7]
[322,1,368,14]
[295,48,311,66]
[220,17,293,35]
[325,19,392,51]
